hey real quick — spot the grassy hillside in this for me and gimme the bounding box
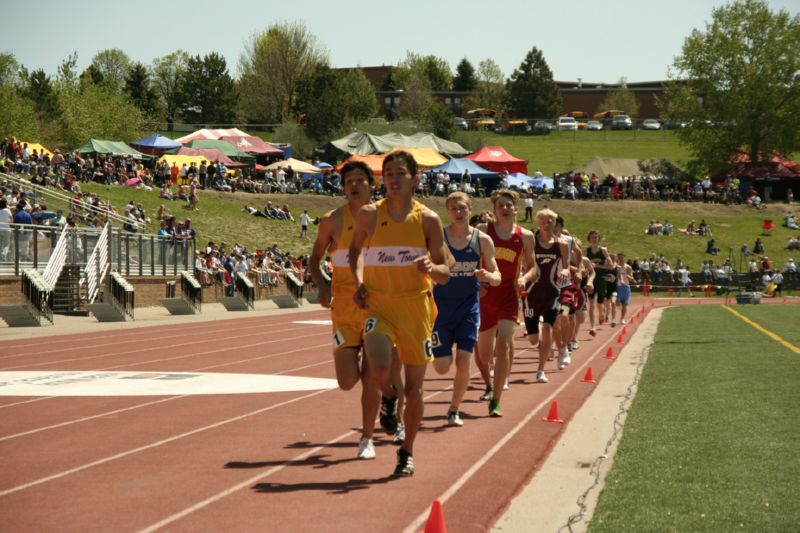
[78,182,797,273]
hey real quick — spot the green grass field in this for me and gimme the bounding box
[590,304,800,532]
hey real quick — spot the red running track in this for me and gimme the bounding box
[1,299,658,532]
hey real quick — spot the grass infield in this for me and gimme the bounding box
[590,304,800,532]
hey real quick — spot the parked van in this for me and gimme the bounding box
[556,116,578,131]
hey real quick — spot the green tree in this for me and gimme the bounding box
[505,47,560,119]
[88,48,131,93]
[56,52,79,88]
[598,78,640,117]
[397,72,434,123]
[0,52,21,87]
[20,68,61,118]
[664,0,800,171]
[453,58,476,92]
[57,80,143,148]
[394,52,452,91]
[180,53,239,125]
[466,58,506,112]
[296,66,376,141]
[125,62,159,117]
[424,101,455,139]
[0,85,40,140]
[239,21,328,123]
[151,50,190,128]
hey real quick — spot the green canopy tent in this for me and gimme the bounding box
[75,139,150,158]
[328,131,469,157]
[184,139,255,161]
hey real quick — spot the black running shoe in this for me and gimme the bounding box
[380,393,398,435]
[479,386,493,401]
[393,448,414,477]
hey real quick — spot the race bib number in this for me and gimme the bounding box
[364,317,377,334]
[333,330,345,348]
[423,339,434,360]
[431,331,441,348]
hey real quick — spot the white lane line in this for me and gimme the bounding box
[0,397,54,409]
[2,326,324,370]
[403,336,620,533]
[0,388,332,498]
[0,342,331,441]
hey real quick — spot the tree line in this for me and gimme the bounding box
[1,0,798,174]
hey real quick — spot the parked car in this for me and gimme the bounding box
[660,119,687,130]
[641,118,662,130]
[586,120,603,131]
[533,120,552,135]
[556,116,578,131]
[454,117,469,130]
[611,115,633,130]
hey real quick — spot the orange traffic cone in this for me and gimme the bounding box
[617,334,624,345]
[542,401,564,423]
[668,300,672,306]
[424,500,447,533]
[641,304,646,313]
[622,326,628,336]
[581,367,596,383]
[604,346,614,359]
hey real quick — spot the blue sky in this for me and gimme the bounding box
[3,0,798,83]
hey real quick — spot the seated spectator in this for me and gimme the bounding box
[753,237,764,254]
[176,185,189,201]
[243,204,269,218]
[156,204,171,222]
[782,258,796,280]
[662,220,673,235]
[698,219,712,236]
[682,220,697,235]
[706,238,719,255]
[281,204,295,222]
[784,212,799,229]
[787,236,800,250]
[760,255,773,274]
[214,176,232,192]
[646,220,661,235]
[160,184,176,201]
[194,251,213,286]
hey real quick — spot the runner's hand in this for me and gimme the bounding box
[557,268,570,285]
[515,276,526,293]
[354,284,369,309]
[317,284,332,308]
[475,268,491,284]
[414,255,433,275]
[586,283,594,295]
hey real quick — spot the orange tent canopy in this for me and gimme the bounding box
[337,154,385,178]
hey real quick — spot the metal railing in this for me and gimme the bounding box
[181,271,202,313]
[21,269,53,324]
[287,272,305,300]
[84,224,110,304]
[42,225,70,289]
[108,272,135,320]
[234,272,255,310]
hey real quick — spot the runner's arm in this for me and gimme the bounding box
[420,209,451,286]
[349,204,377,308]
[308,210,336,308]
[518,228,538,289]
[476,232,501,287]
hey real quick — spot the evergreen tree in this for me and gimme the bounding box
[453,58,476,92]
[180,53,239,124]
[125,62,159,117]
[505,47,560,119]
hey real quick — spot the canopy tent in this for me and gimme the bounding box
[265,157,322,174]
[530,176,555,190]
[505,172,535,189]
[337,154,386,177]
[76,139,147,158]
[130,134,182,154]
[729,149,799,173]
[464,146,528,175]
[176,147,248,168]
[429,157,498,180]
[184,139,254,160]
[158,154,207,168]
[218,135,284,156]
[713,161,800,181]
[384,147,448,168]
[570,157,643,177]
[328,131,469,156]
[174,128,249,144]
[20,141,54,158]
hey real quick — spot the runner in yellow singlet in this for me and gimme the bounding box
[309,161,400,460]
[349,151,450,477]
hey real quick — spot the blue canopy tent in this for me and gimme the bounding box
[130,134,182,155]
[531,176,555,190]
[504,172,554,192]
[430,157,498,180]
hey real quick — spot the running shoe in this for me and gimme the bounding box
[392,423,406,445]
[557,348,572,370]
[488,400,503,417]
[536,370,549,383]
[621,319,627,325]
[393,448,414,477]
[447,409,464,427]
[356,438,375,460]
[380,392,398,435]
[570,340,579,351]
[479,386,493,401]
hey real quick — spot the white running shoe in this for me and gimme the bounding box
[392,424,406,445]
[621,319,627,325]
[357,438,375,460]
[536,370,549,383]
[557,348,571,370]
[447,410,464,427]
[570,340,579,351]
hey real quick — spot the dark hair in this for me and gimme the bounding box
[0,198,6,209]
[555,215,565,227]
[382,150,418,177]
[340,161,375,184]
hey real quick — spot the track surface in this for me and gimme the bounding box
[1,299,661,532]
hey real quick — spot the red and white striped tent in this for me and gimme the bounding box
[174,128,249,144]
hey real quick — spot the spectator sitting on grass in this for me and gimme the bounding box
[176,185,189,201]
[785,212,799,229]
[214,175,232,192]
[754,237,764,254]
[698,219,712,236]
[243,204,268,218]
[706,238,719,255]
[264,201,285,220]
[787,236,800,250]
[662,220,673,235]
[683,220,697,235]
[281,204,295,222]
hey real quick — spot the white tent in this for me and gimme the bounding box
[264,157,321,173]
